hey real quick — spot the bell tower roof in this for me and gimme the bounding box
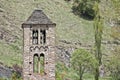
[22,10,55,25]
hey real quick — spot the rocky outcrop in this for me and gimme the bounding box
[56,46,74,67]
[56,39,120,67]
[56,40,93,67]
[0,63,22,79]
[0,63,13,79]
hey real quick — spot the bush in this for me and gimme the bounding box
[72,0,97,20]
[56,62,78,80]
[12,64,22,78]
[11,72,22,80]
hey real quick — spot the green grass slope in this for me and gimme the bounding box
[0,0,94,66]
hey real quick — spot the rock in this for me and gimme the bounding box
[0,64,13,79]
[56,46,74,67]
[0,63,22,79]
[113,40,120,45]
[0,32,3,39]
[0,8,4,12]
[56,39,94,67]
[59,40,72,44]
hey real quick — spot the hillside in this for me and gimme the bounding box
[0,0,120,80]
[0,0,96,66]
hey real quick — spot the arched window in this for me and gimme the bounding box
[32,30,38,44]
[40,53,44,75]
[33,54,39,73]
[33,53,45,75]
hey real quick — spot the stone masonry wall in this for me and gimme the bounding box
[23,24,56,80]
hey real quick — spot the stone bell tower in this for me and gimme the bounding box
[22,10,56,80]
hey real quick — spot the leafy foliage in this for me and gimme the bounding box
[12,64,22,78]
[93,1,103,80]
[94,2,103,65]
[56,62,78,80]
[71,49,98,80]
[11,72,22,80]
[72,0,98,19]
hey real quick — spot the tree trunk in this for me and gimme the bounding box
[79,66,82,80]
[95,68,99,80]
[80,73,83,80]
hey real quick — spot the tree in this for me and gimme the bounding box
[93,1,103,80]
[72,0,99,19]
[71,49,98,80]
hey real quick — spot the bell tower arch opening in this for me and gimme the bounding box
[33,54,39,73]
[32,29,38,45]
[40,29,46,45]
[40,53,45,75]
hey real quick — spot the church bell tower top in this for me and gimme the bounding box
[22,10,56,27]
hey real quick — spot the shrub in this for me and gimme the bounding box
[72,0,98,20]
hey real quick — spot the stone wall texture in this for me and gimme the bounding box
[23,24,56,80]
